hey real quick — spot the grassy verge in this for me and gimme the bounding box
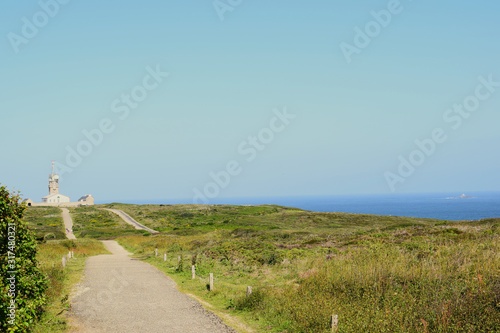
[115,204,500,332]
[32,239,108,332]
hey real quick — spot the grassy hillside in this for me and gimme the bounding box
[23,206,66,240]
[69,206,149,239]
[112,204,500,332]
[103,202,444,234]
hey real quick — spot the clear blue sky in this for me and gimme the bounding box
[1,0,499,203]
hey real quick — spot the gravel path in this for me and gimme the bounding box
[104,208,159,234]
[69,240,234,333]
[61,208,76,240]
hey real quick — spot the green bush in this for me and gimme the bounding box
[176,254,184,272]
[0,185,48,332]
[234,289,266,311]
[259,251,283,265]
[61,240,76,250]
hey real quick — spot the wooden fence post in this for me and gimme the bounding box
[192,265,196,279]
[155,248,158,257]
[247,286,252,297]
[209,273,214,291]
[68,251,71,259]
[331,314,338,332]
[62,255,66,268]
[178,255,181,263]
[71,250,74,259]
[164,253,167,262]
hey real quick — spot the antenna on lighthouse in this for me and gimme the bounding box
[51,160,55,176]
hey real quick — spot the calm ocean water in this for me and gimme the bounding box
[121,191,500,221]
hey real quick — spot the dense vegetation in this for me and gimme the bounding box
[0,185,48,332]
[114,204,500,332]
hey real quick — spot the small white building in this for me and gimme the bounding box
[78,194,94,206]
[42,193,71,204]
[23,198,34,207]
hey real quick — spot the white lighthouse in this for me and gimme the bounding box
[42,161,70,204]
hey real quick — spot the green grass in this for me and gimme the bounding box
[114,204,500,332]
[256,229,500,332]
[23,207,66,240]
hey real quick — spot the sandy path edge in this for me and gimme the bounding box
[61,208,76,240]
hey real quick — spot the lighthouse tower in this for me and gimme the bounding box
[42,161,70,204]
[48,161,60,195]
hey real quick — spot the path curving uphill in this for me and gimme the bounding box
[69,241,234,333]
[61,208,76,240]
[104,208,159,234]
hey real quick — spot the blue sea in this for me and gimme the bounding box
[118,191,500,221]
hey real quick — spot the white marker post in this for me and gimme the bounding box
[331,314,338,332]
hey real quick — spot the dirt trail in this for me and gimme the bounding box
[61,208,76,240]
[69,240,234,333]
[104,208,159,234]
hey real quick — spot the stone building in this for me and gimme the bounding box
[78,194,94,206]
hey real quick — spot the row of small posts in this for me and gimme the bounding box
[155,248,252,294]
[61,250,75,268]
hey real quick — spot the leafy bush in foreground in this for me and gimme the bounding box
[0,185,48,332]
